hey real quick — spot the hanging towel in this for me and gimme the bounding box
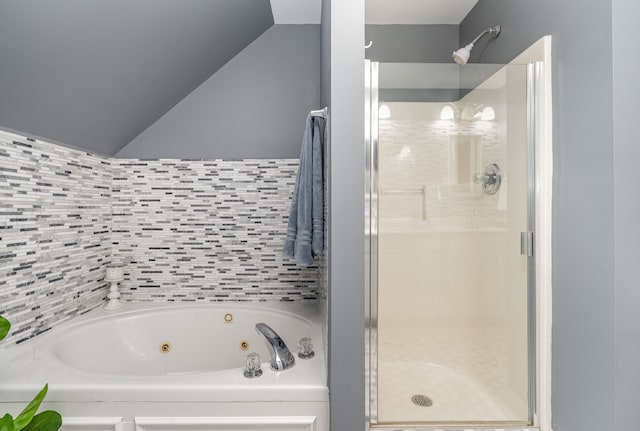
[283,113,325,266]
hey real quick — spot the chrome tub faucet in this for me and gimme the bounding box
[255,323,295,371]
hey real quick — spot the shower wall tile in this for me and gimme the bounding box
[378,102,503,230]
[0,131,112,346]
[110,159,319,302]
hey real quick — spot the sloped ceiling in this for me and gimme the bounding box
[0,0,274,155]
[366,0,479,24]
[270,0,322,24]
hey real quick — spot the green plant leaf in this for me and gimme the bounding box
[0,414,15,431]
[0,316,10,341]
[22,411,61,431]
[13,384,48,431]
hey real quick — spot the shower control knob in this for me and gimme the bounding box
[473,163,502,195]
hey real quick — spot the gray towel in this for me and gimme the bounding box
[283,114,325,266]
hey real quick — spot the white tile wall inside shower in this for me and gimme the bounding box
[377,101,508,328]
[378,102,503,230]
[375,66,531,422]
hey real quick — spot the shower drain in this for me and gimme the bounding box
[411,394,433,407]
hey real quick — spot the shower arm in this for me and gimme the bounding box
[467,25,501,47]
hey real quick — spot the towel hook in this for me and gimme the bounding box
[365,41,373,49]
[310,107,328,119]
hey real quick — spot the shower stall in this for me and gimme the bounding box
[365,60,544,428]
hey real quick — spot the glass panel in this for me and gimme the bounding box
[371,62,532,426]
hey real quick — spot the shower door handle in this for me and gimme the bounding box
[520,231,534,256]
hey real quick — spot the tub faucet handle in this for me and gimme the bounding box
[243,352,263,378]
[298,337,315,359]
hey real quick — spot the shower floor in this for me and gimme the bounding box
[372,325,529,425]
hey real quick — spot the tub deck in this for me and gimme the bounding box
[0,302,327,402]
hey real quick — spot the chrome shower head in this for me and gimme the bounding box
[452,25,501,65]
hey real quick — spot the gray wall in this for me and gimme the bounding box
[116,25,320,159]
[613,0,640,429]
[0,0,273,156]
[321,2,331,110]
[366,25,461,104]
[461,1,616,430]
[326,1,366,431]
[365,25,458,63]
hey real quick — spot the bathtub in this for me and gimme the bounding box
[0,302,328,431]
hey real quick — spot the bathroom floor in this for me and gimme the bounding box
[371,325,529,425]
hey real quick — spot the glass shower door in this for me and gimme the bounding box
[366,61,534,427]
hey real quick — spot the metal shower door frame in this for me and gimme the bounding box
[365,60,540,430]
[365,59,380,426]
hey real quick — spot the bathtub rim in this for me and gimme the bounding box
[43,302,317,367]
[0,301,328,403]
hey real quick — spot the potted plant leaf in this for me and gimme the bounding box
[0,316,62,431]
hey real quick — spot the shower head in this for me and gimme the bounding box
[452,25,501,65]
[452,44,473,65]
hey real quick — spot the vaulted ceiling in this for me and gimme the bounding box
[366,0,479,24]
[0,0,274,155]
[0,0,476,156]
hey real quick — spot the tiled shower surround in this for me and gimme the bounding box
[0,130,323,345]
[378,102,503,229]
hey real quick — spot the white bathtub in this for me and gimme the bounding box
[0,303,328,431]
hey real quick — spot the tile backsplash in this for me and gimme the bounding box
[0,131,112,345]
[111,159,318,302]
[0,130,321,345]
